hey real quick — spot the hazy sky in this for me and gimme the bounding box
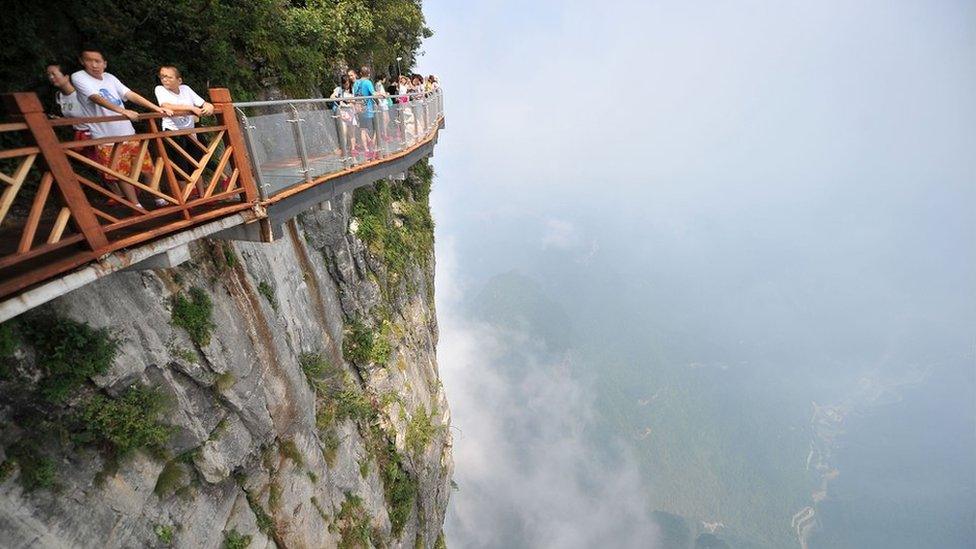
[419,1,975,546]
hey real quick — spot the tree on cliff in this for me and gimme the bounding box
[0,0,431,101]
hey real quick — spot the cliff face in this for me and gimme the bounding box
[0,163,452,548]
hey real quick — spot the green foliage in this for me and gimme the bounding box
[351,172,435,285]
[322,429,341,467]
[155,459,186,497]
[77,385,172,457]
[358,457,369,478]
[214,372,236,393]
[268,481,282,510]
[0,0,431,101]
[168,343,198,364]
[299,352,336,382]
[0,321,17,360]
[260,443,276,470]
[342,320,391,366]
[336,388,374,422]
[382,448,418,536]
[19,313,119,402]
[223,244,239,269]
[0,459,14,483]
[336,493,372,549]
[246,492,275,536]
[209,418,229,441]
[279,438,304,468]
[6,440,56,491]
[223,529,252,549]
[316,401,337,433]
[0,321,17,379]
[311,496,329,521]
[301,351,351,468]
[171,287,215,347]
[154,524,175,545]
[434,530,448,549]
[257,281,278,312]
[301,352,417,536]
[405,405,439,458]
[307,470,318,483]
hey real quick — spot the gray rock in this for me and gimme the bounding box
[0,174,453,548]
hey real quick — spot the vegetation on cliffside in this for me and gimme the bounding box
[1,0,432,100]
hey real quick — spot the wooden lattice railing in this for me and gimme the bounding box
[0,87,444,302]
[0,88,258,298]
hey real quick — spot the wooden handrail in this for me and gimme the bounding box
[47,110,194,127]
[3,92,109,251]
[0,87,443,303]
[59,125,228,150]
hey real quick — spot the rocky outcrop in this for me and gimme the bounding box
[0,163,452,548]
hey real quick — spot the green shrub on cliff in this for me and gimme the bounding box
[154,524,175,545]
[335,493,373,549]
[352,168,435,284]
[223,529,251,549]
[171,287,216,347]
[19,313,119,402]
[5,440,56,491]
[77,385,172,457]
[0,321,16,360]
[257,281,278,312]
[381,442,418,536]
[405,405,440,458]
[342,320,391,366]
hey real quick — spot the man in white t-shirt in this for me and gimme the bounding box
[71,49,173,209]
[154,66,214,131]
[153,66,216,197]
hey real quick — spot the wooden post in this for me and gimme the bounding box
[209,88,258,203]
[147,118,191,220]
[3,93,108,251]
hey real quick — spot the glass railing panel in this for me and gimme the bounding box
[234,91,444,198]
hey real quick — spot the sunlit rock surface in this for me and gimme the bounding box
[0,167,452,548]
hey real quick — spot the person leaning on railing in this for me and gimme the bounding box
[374,74,392,147]
[71,48,174,210]
[409,74,426,137]
[352,66,378,160]
[45,62,96,162]
[395,74,416,144]
[154,65,215,199]
[331,74,359,155]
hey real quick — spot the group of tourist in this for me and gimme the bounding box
[44,49,439,208]
[330,67,439,160]
[45,49,215,209]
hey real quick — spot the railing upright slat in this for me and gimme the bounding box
[288,103,313,185]
[2,92,109,251]
[147,117,191,220]
[209,88,259,204]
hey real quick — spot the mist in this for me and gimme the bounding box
[420,1,975,547]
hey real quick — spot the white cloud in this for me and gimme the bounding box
[540,218,581,251]
[436,239,659,548]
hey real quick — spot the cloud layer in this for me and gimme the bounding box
[436,239,659,548]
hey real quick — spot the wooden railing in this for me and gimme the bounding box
[0,87,444,301]
[0,88,257,298]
